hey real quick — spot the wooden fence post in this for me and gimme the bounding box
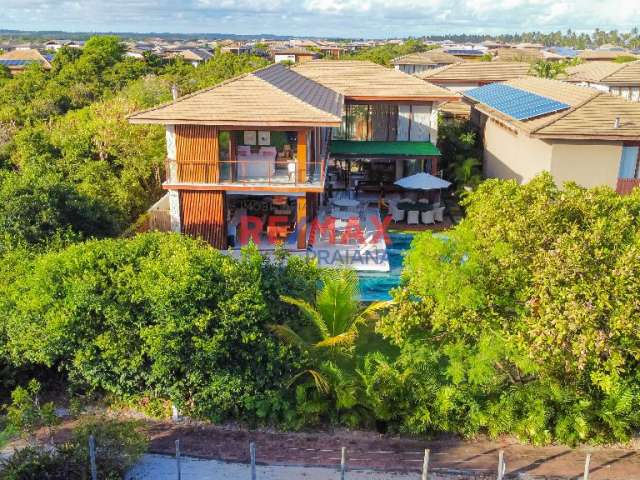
[583,453,591,480]
[88,434,97,480]
[250,442,256,480]
[175,439,181,480]
[340,446,346,480]
[497,450,505,480]
[421,449,430,480]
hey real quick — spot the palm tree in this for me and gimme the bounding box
[270,268,388,394]
[453,156,482,193]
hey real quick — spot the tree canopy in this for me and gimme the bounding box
[375,174,640,444]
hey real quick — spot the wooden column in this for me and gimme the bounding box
[297,195,307,249]
[431,156,438,175]
[297,129,308,184]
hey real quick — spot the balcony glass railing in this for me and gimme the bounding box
[165,158,324,186]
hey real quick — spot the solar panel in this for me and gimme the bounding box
[465,83,570,121]
[0,59,37,66]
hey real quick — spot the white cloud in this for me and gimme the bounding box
[0,0,638,36]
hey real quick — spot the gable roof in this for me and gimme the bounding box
[292,60,459,101]
[417,62,531,83]
[579,49,638,61]
[0,48,51,69]
[391,49,460,66]
[128,63,343,127]
[464,77,640,140]
[565,60,640,86]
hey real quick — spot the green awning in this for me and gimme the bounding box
[330,140,441,157]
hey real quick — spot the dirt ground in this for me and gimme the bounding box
[12,418,639,479]
[137,421,639,479]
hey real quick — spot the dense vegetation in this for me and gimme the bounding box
[0,234,317,423]
[424,28,640,49]
[376,174,640,444]
[344,39,438,65]
[0,35,268,252]
[1,34,640,460]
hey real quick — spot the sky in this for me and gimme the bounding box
[1,0,640,38]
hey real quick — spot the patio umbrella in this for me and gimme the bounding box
[394,172,451,190]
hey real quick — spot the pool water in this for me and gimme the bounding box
[358,232,415,302]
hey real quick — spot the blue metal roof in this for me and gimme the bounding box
[465,83,570,121]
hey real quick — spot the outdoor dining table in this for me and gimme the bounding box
[397,201,431,212]
[332,198,360,208]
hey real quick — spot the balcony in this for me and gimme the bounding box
[165,157,325,187]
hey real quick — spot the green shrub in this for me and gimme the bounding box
[375,174,640,444]
[0,233,317,424]
[4,380,58,442]
[0,417,147,480]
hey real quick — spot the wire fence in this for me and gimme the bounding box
[89,434,595,480]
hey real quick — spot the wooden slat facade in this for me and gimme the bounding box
[179,190,227,248]
[175,125,220,183]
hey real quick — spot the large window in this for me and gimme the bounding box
[619,145,640,179]
[332,103,432,142]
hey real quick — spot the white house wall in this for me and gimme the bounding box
[165,125,181,233]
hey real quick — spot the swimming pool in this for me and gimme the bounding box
[358,232,415,302]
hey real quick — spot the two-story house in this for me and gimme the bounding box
[129,61,458,250]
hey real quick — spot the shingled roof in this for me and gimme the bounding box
[391,49,460,66]
[465,77,640,141]
[417,62,531,83]
[128,63,343,127]
[292,60,460,101]
[565,60,640,86]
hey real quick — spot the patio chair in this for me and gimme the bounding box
[407,210,420,225]
[389,202,404,223]
[238,145,251,156]
[421,210,435,225]
[434,206,446,223]
[432,201,441,209]
[418,198,430,204]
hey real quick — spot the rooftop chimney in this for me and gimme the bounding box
[614,116,621,129]
[171,85,179,101]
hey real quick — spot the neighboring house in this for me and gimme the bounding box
[463,77,640,193]
[417,61,531,92]
[493,48,545,62]
[564,61,640,102]
[391,49,460,75]
[44,39,84,51]
[443,49,486,61]
[0,48,52,74]
[417,62,531,119]
[220,43,253,55]
[128,61,458,250]
[579,49,638,62]
[273,48,320,64]
[165,48,213,67]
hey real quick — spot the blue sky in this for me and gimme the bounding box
[1,0,639,38]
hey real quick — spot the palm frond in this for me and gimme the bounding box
[355,300,393,324]
[268,324,309,350]
[280,294,330,339]
[286,369,331,395]
[315,330,358,348]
